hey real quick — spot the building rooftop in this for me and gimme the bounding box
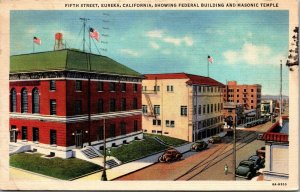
[10,49,142,78]
[144,73,224,87]
[262,116,289,143]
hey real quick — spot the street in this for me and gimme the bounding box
[115,119,274,181]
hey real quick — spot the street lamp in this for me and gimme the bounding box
[101,118,107,181]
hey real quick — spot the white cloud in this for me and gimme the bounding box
[183,36,194,46]
[223,42,285,66]
[146,30,164,38]
[150,42,160,49]
[120,49,140,57]
[162,36,194,47]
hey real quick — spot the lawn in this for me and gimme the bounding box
[145,133,188,146]
[10,153,101,180]
[110,136,168,163]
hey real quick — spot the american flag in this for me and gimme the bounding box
[89,28,99,41]
[33,37,41,45]
[208,55,214,63]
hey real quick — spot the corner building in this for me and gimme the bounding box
[142,73,225,142]
[9,49,143,158]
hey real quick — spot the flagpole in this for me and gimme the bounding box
[207,55,209,77]
[33,40,35,53]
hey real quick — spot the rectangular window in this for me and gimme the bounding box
[154,105,160,115]
[121,98,126,111]
[98,99,104,113]
[50,80,56,91]
[121,83,126,92]
[22,126,27,140]
[170,121,175,127]
[199,86,202,93]
[132,98,138,109]
[50,99,56,115]
[193,105,196,115]
[207,105,210,114]
[133,84,138,92]
[251,89,254,92]
[167,85,169,92]
[152,119,156,125]
[109,82,116,92]
[120,122,126,135]
[110,99,116,112]
[154,86,160,92]
[214,104,217,112]
[244,89,246,92]
[98,82,104,91]
[167,85,174,92]
[32,127,39,142]
[211,104,213,113]
[75,80,82,91]
[134,120,138,132]
[166,120,170,127]
[142,105,148,114]
[218,103,220,111]
[203,105,206,114]
[198,105,201,115]
[237,89,239,92]
[50,130,57,145]
[74,100,82,115]
[109,124,116,137]
[157,120,161,126]
[98,126,104,140]
[180,106,187,116]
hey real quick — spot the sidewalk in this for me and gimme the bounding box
[74,132,226,181]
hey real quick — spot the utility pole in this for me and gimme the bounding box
[233,113,236,180]
[101,118,107,181]
[80,18,90,52]
[279,60,283,125]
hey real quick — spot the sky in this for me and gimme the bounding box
[10,10,289,95]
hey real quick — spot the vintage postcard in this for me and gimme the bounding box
[0,0,298,190]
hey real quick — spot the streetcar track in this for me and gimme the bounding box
[174,132,257,180]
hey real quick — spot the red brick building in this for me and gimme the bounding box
[9,49,143,158]
[223,81,262,122]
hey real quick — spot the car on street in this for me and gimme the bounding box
[248,155,265,170]
[190,141,208,151]
[235,160,257,179]
[208,136,222,144]
[158,148,182,163]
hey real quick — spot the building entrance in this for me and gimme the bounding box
[75,130,83,148]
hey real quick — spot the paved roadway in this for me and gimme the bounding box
[116,119,275,181]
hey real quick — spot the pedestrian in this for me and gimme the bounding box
[224,164,228,175]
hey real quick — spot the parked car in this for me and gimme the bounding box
[191,141,208,151]
[235,160,257,179]
[256,146,266,158]
[244,122,253,128]
[248,155,265,170]
[158,148,182,163]
[208,136,222,144]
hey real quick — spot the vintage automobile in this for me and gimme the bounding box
[208,136,222,144]
[248,155,265,170]
[158,148,182,163]
[235,160,257,180]
[190,141,208,152]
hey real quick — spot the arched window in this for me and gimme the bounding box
[32,88,40,113]
[10,88,17,112]
[21,88,28,113]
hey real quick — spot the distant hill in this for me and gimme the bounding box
[262,95,289,100]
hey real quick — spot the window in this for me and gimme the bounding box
[134,120,138,132]
[75,80,82,91]
[50,130,57,145]
[237,100,239,103]
[198,121,202,129]
[133,84,138,92]
[244,89,246,92]
[10,89,17,112]
[110,99,116,112]
[167,85,174,92]
[237,89,239,92]
[32,88,40,113]
[207,105,210,114]
[98,126,104,140]
[98,82,104,91]
[109,82,116,91]
[214,104,217,112]
[157,120,161,125]
[166,120,170,127]
[237,94,239,97]
[153,119,156,125]
[198,105,201,115]
[153,119,161,126]
[154,86,160,92]
[22,126,27,140]
[211,104,213,113]
[251,94,253,97]
[154,105,160,115]
[109,124,116,137]
[98,99,104,113]
[193,105,196,115]
[221,103,223,110]
[121,98,126,111]
[32,128,39,142]
[50,80,56,91]
[199,86,202,93]
[121,83,126,92]
[50,99,56,115]
[142,86,147,91]
[132,98,138,109]
[21,88,28,113]
[203,105,206,114]
[180,106,187,116]
[251,100,254,103]
[218,103,220,112]
[120,122,126,135]
[251,89,254,92]
[74,100,82,115]
[170,121,175,127]
[142,105,148,114]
